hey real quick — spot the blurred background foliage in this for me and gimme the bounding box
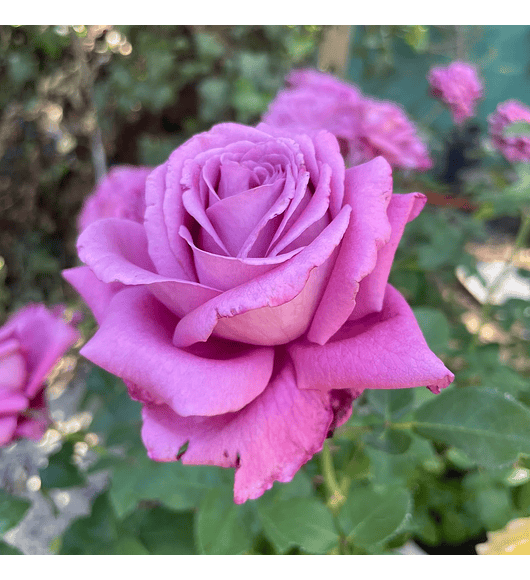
[0,24,322,315]
[2,25,530,555]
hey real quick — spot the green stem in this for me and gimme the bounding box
[472,207,530,348]
[320,439,346,516]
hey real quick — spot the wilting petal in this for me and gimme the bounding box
[290,284,454,396]
[350,192,426,321]
[80,288,274,417]
[308,157,392,345]
[141,357,351,504]
[172,205,351,347]
[77,218,221,318]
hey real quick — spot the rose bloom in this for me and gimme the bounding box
[352,98,433,171]
[428,61,483,125]
[78,165,153,232]
[0,305,79,446]
[64,122,453,503]
[488,100,530,163]
[264,68,432,171]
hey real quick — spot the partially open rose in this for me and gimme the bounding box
[0,305,79,446]
[64,122,453,503]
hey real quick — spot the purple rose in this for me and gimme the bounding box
[488,100,530,163]
[0,305,79,446]
[264,68,432,171]
[64,122,453,503]
[78,165,153,232]
[428,61,483,125]
[351,98,433,171]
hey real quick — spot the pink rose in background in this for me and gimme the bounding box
[0,305,79,446]
[264,69,363,154]
[488,100,530,163]
[78,165,153,232]
[264,68,432,171]
[352,98,433,171]
[64,122,453,503]
[428,61,483,125]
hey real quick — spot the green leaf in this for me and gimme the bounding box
[0,490,31,534]
[504,121,530,137]
[196,487,254,555]
[339,485,412,548]
[0,539,23,555]
[60,493,119,555]
[343,445,371,480]
[39,441,84,489]
[258,497,338,554]
[413,388,530,468]
[412,307,451,354]
[135,507,196,555]
[109,445,231,518]
[365,389,415,420]
[364,426,412,455]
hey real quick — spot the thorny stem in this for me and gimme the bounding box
[472,207,530,348]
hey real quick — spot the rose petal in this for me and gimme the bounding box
[80,287,275,417]
[172,205,351,347]
[15,416,48,441]
[307,157,393,345]
[349,192,426,321]
[180,226,303,292]
[77,218,221,318]
[205,179,285,256]
[63,266,123,324]
[0,416,17,446]
[144,163,196,279]
[12,305,79,398]
[0,342,26,392]
[268,163,332,256]
[290,284,454,396]
[141,357,351,504]
[0,393,29,414]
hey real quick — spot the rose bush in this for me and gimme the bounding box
[0,305,79,446]
[488,99,530,163]
[64,122,453,503]
[264,69,432,171]
[428,61,483,125]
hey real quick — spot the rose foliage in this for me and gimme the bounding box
[64,122,453,503]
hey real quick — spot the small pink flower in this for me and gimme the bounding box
[264,68,432,171]
[428,61,483,125]
[488,100,530,163]
[0,305,79,446]
[78,166,153,232]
